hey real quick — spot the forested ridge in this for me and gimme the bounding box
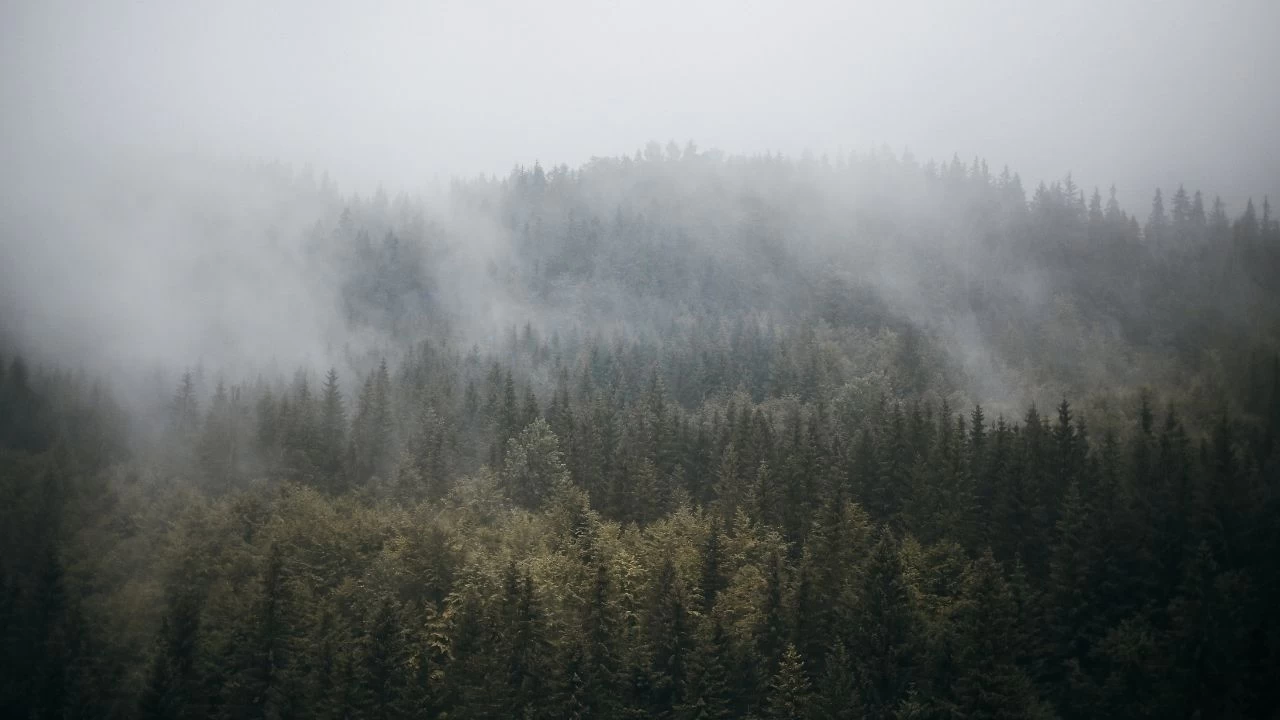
[2,148,1280,719]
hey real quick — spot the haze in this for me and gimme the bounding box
[3,4,1280,717]
[2,0,1279,397]
[4,0,1278,205]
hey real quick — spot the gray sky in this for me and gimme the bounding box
[3,0,1279,209]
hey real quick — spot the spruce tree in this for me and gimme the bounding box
[317,368,347,491]
[647,556,692,716]
[677,619,733,720]
[762,644,813,720]
[848,530,918,719]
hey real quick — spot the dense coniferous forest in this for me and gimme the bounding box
[3,148,1280,719]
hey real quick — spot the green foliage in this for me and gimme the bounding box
[2,150,1279,718]
[502,417,570,510]
[3,348,1279,719]
[762,644,813,720]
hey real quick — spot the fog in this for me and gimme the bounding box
[4,7,1280,714]
[5,0,1278,203]
[2,0,1279,402]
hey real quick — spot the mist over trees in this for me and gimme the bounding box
[2,145,1279,719]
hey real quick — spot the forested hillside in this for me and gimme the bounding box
[2,148,1280,719]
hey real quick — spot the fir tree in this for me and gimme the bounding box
[762,644,813,720]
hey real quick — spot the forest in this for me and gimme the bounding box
[2,147,1280,719]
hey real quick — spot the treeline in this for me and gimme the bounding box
[312,147,1280,407]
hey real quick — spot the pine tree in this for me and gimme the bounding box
[762,644,813,720]
[281,372,319,485]
[171,371,200,440]
[1044,480,1098,691]
[699,521,726,614]
[139,586,204,720]
[1087,188,1105,242]
[756,549,789,684]
[502,417,570,510]
[712,444,745,525]
[948,550,1049,720]
[1146,188,1167,245]
[676,619,733,720]
[1171,185,1193,248]
[361,598,408,720]
[198,380,239,489]
[1234,198,1260,246]
[580,564,621,718]
[225,543,304,720]
[497,371,519,460]
[1166,541,1252,716]
[317,368,347,491]
[647,556,692,716]
[348,363,395,488]
[500,569,552,718]
[848,530,918,719]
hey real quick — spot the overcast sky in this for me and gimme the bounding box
[3,0,1278,209]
